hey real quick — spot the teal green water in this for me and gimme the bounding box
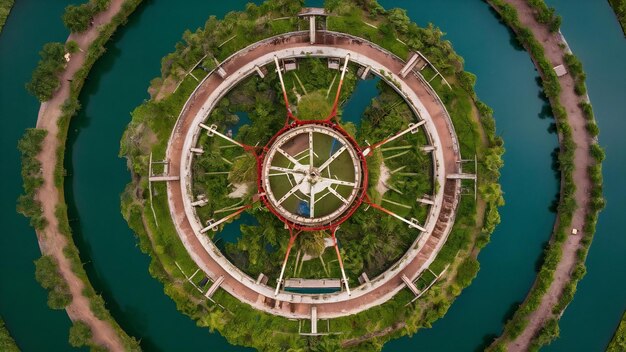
[0,1,623,351]
[341,77,380,127]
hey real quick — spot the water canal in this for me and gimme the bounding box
[0,0,623,351]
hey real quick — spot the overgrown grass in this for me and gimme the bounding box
[34,255,72,309]
[62,0,110,33]
[16,128,48,230]
[607,311,626,352]
[0,0,15,34]
[526,0,561,32]
[0,318,19,352]
[608,0,626,36]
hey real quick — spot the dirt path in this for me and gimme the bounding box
[34,1,126,350]
[500,1,593,350]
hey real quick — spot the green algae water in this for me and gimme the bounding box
[0,1,624,351]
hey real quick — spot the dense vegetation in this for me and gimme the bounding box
[527,0,562,32]
[486,0,604,350]
[62,0,110,33]
[607,311,626,352]
[0,0,14,34]
[16,128,48,229]
[608,0,626,35]
[34,255,72,309]
[120,0,503,350]
[0,318,19,352]
[25,42,71,102]
[68,321,93,348]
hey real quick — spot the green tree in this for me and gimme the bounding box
[65,40,79,54]
[0,318,19,352]
[25,42,66,101]
[387,8,410,34]
[34,256,72,309]
[228,153,256,184]
[62,4,93,33]
[297,231,327,258]
[68,321,92,347]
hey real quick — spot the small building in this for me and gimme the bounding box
[553,64,568,77]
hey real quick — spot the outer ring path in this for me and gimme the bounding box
[165,31,464,319]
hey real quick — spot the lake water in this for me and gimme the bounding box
[0,0,623,351]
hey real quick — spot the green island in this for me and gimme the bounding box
[120,0,503,350]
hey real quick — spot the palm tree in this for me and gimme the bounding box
[297,231,327,258]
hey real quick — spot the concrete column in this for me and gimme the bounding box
[311,306,318,334]
[309,16,316,44]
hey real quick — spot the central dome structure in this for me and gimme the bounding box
[259,123,366,230]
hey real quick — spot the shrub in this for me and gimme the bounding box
[25,42,67,101]
[607,311,626,352]
[0,318,19,352]
[34,256,72,309]
[456,258,480,288]
[586,122,600,137]
[62,0,112,33]
[66,40,80,54]
[579,101,594,120]
[530,317,560,348]
[68,321,93,347]
[63,4,93,32]
[0,0,15,34]
[589,143,605,161]
[16,128,48,229]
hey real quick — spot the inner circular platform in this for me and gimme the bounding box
[260,124,365,229]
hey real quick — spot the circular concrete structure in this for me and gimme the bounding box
[165,31,464,319]
[259,123,366,230]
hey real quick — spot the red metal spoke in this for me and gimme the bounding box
[327,54,351,121]
[331,227,351,295]
[275,227,301,296]
[273,56,298,124]
[364,197,426,231]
